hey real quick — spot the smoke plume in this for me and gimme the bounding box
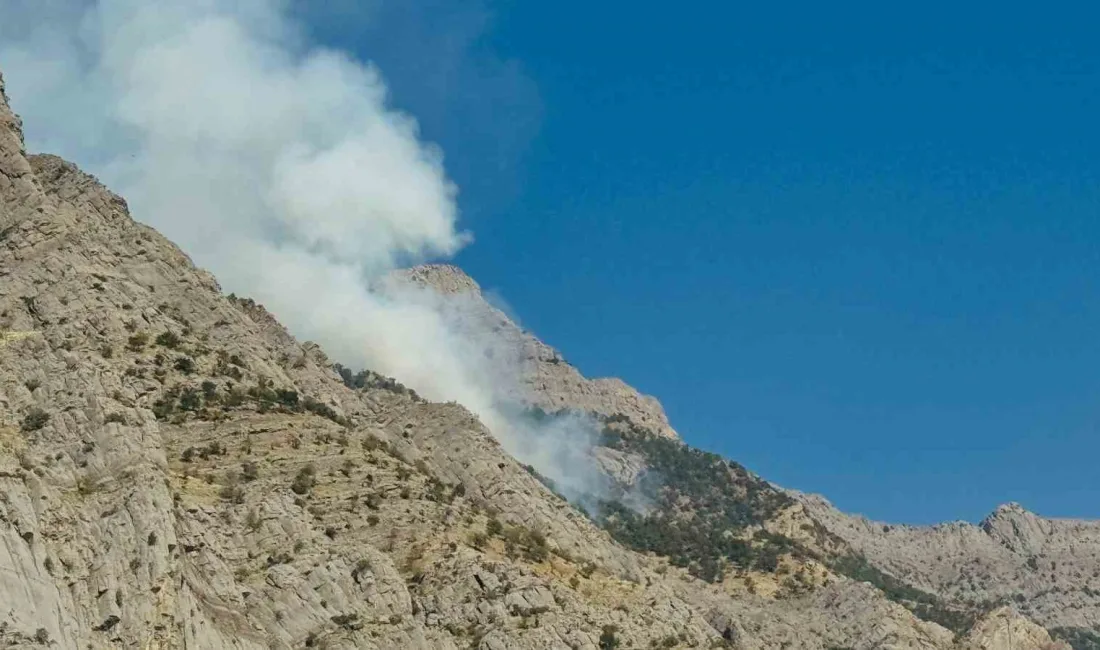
[0,0,612,504]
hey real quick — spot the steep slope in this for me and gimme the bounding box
[390,258,1099,646]
[393,264,679,439]
[0,68,1078,650]
[383,242,1100,645]
[0,72,716,649]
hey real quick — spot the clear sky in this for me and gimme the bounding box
[303,1,1100,525]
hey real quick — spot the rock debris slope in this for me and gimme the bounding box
[0,69,1090,649]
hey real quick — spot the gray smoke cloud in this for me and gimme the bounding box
[0,0,614,506]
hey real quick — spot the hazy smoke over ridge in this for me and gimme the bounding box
[0,0,612,504]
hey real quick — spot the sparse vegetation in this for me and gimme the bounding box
[291,465,317,495]
[174,356,195,374]
[331,612,362,630]
[352,558,372,583]
[155,331,181,349]
[830,554,977,633]
[245,508,262,531]
[334,362,421,399]
[1051,627,1100,650]
[241,460,259,482]
[482,516,551,562]
[219,474,245,504]
[590,415,795,582]
[599,625,620,650]
[201,380,218,399]
[21,408,50,432]
[126,332,149,351]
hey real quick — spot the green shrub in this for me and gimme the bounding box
[199,441,225,459]
[333,363,420,399]
[291,465,316,495]
[1051,627,1100,650]
[219,475,245,504]
[276,389,299,408]
[178,388,201,411]
[155,331,181,349]
[592,420,795,582]
[599,625,620,650]
[201,380,218,399]
[241,460,259,482]
[830,554,975,632]
[21,409,50,432]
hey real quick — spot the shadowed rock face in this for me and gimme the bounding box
[0,68,1090,649]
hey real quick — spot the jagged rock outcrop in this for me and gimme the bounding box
[392,264,679,439]
[797,491,1100,639]
[961,607,1070,650]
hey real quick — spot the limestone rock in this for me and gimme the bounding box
[961,607,1070,650]
[796,491,1100,636]
[2,65,1096,649]
[392,264,679,438]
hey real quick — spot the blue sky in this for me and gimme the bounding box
[305,2,1100,524]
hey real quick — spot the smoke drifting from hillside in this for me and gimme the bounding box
[0,0,613,505]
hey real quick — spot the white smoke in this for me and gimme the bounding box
[0,0,613,505]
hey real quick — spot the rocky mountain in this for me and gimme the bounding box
[392,264,678,439]
[798,494,1100,646]
[0,67,1093,649]
[388,255,1100,649]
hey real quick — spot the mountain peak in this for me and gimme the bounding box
[980,502,1038,527]
[988,501,1032,517]
[394,263,482,295]
[388,263,680,438]
[977,502,1050,555]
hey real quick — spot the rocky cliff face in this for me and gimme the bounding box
[798,492,1100,643]
[0,69,1090,649]
[392,264,679,439]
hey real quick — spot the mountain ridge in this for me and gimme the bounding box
[392,262,680,439]
[1,67,1094,649]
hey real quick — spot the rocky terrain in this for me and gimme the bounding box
[0,67,1094,649]
[798,494,1100,645]
[392,264,679,439]
[393,252,1100,649]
